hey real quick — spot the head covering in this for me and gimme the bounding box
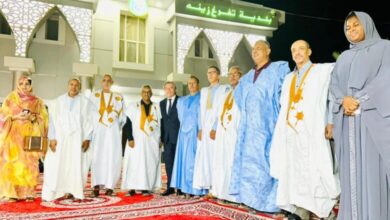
[16,74,36,101]
[344,11,381,50]
[331,11,390,220]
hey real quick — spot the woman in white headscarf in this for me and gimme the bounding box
[330,11,390,220]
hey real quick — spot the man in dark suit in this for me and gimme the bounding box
[160,81,180,196]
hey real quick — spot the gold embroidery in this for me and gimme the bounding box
[287,64,314,129]
[206,87,213,109]
[95,93,100,97]
[99,91,113,126]
[114,107,124,116]
[108,117,114,123]
[140,103,154,133]
[115,96,122,101]
[118,107,123,116]
[296,112,304,121]
[220,91,234,129]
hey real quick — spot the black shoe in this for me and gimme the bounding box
[141,190,151,196]
[161,189,175,196]
[64,193,74,200]
[105,189,114,196]
[92,186,100,197]
[287,213,302,220]
[126,190,136,197]
[176,189,184,196]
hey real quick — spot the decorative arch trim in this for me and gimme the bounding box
[0,0,54,57]
[176,24,203,74]
[176,24,246,76]
[0,0,92,63]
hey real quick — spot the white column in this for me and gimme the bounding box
[12,71,24,89]
[166,72,191,96]
[166,72,191,83]
[4,56,35,90]
[72,62,98,95]
[79,75,93,92]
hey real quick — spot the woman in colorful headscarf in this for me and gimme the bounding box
[330,11,390,220]
[0,74,48,202]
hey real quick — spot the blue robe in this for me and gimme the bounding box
[230,61,290,212]
[170,92,207,195]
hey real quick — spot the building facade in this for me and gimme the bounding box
[0,0,285,103]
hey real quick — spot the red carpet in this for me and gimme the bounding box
[0,194,276,219]
[0,165,277,220]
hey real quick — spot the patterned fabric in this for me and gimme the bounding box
[0,90,48,199]
[230,61,290,212]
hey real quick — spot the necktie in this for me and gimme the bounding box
[168,98,172,114]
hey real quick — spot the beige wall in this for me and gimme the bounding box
[91,0,174,100]
[0,35,14,99]
[92,0,173,81]
[28,18,80,100]
[0,14,80,101]
[0,0,260,102]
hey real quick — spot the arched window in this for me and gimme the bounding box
[0,12,11,35]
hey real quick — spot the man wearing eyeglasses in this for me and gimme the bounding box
[89,74,127,197]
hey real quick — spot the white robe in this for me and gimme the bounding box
[42,94,95,201]
[270,63,340,217]
[90,91,126,189]
[193,85,227,190]
[121,101,162,191]
[211,86,240,202]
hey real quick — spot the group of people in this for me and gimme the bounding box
[0,11,389,220]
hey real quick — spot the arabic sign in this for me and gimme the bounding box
[176,0,278,28]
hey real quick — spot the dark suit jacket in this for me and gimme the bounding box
[122,117,133,156]
[160,96,180,145]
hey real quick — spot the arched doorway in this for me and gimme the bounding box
[183,31,218,91]
[27,8,80,100]
[229,39,253,75]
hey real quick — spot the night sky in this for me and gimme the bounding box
[243,0,390,67]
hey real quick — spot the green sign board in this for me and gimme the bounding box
[176,0,278,28]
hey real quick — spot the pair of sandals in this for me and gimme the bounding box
[216,199,239,207]
[92,187,115,197]
[6,197,34,203]
[181,194,200,199]
[245,209,298,219]
[141,190,151,196]
[61,193,75,200]
[62,194,84,202]
[278,210,324,220]
[126,190,151,197]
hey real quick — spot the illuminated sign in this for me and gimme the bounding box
[176,0,278,28]
[128,0,149,17]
